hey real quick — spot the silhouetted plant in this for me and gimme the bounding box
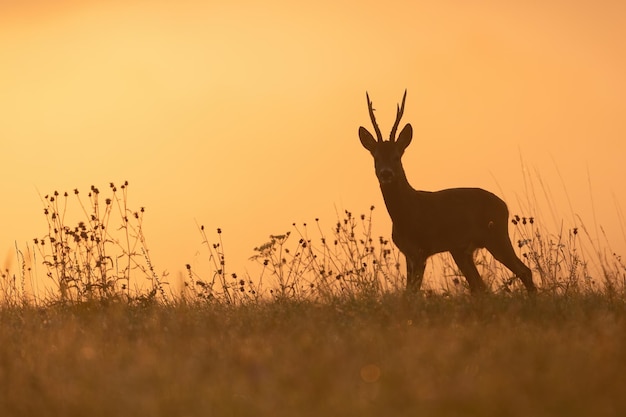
[249,206,403,302]
[185,225,259,304]
[33,182,167,303]
[510,214,594,294]
[0,243,36,306]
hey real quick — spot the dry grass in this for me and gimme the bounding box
[0,295,625,417]
[1,182,625,416]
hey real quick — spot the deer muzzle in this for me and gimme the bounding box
[378,168,395,183]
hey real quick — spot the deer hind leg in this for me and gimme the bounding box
[405,254,426,293]
[486,238,537,294]
[450,249,488,294]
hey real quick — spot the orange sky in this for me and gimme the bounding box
[1,0,625,289]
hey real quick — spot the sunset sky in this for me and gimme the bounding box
[1,0,625,289]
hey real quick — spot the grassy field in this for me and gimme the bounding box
[1,294,625,417]
[1,183,625,416]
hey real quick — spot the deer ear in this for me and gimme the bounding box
[396,124,413,151]
[359,126,377,152]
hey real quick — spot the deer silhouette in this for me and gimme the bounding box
[358,90,537,295]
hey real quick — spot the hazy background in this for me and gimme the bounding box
[1,0,624,286]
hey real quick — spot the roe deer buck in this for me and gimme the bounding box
[358,90,537,295]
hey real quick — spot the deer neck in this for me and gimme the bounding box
[379,173,415,220]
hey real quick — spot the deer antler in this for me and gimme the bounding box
[389,89,407,142]
[366,92,383,142]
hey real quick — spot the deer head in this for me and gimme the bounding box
[358,90,413,184]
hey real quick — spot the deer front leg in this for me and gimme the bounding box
[393,228,427,293]
[405,253,426,293]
